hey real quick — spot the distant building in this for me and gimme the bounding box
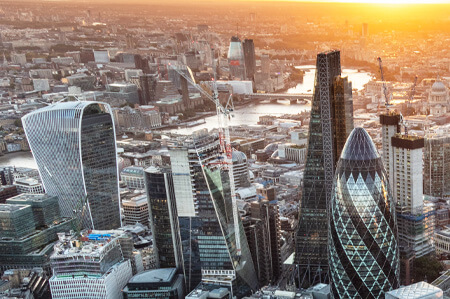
[424,129,450,198]
[123,268,184,299]
[93,50,110,63]
[261,54,270,78]
[232,151,250,189]
[105,82,139,104]
[11,53,27,66]
[428,79,449,116]
[49,231,133,299]
[228,36,246,80]
[63,73,95,91]
[243,39,256,81]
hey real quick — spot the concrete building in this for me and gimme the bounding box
[121,166,145,190]
[49,231,133,299]
[123,268,184,299]
[105,82,139,104]
[0,185,18,204]
[11,53,27,66]
[232,151,250,189]
[122,193,149,227]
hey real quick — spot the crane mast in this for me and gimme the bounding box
[168,63,242,257]
[407,75,418,115]
[377,57,392,112]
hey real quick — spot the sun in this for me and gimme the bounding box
[292,0,450,3]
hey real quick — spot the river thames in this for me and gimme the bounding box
[0,66,372,169]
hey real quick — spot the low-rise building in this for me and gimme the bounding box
[123,268,184,299]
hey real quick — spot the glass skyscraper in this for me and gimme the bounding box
[228,36,246,80]
[22,101,121,230]
[295,50,353,287]
[328,127,400,298]
[169,129,257,297]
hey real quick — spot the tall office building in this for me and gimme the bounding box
[261,54,270,79]
[380,112,402,189]
[144,166,183,270]
[243,39,256,81]
[424,129,450,198]
[169,129,257,296]
[22,101,121,230]
[228,36,246,80]
[329,127,400,298]
[392,134,434,258]
[295,50,354,287]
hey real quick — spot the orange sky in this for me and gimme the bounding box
[271,0,450,3]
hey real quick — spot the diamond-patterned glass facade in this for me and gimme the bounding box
[329,128,400,298]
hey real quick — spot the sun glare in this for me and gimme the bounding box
[292,0,449,3]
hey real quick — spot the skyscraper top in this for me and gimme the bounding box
[341,127,379,161]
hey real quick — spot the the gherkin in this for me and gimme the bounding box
[329,127,400,298]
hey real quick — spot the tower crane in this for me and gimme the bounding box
[377,57,393,113]
[406,75,418,116]
[168,63,242,257]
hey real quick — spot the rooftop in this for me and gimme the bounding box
[386,281,443,298]
[128,268,176,284]
[52,230,125,259]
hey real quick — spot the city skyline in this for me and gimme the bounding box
[0,0,449,297]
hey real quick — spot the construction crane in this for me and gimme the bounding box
[399,112,409,136]
[406,75,418,116]
[377,57,393,113]
[167,63,242,257]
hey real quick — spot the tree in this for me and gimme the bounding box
[412,255,444,283]
[14,119,23,128]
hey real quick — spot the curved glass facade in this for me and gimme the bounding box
[22,101,121,230]
[329,128,400,298]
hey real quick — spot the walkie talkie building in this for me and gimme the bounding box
[329,128,400,298]
[22,101,121,230]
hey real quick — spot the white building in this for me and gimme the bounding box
[386,281,443,299]
[428,80,449,117]
[232,151,250,189]
[33,79,50,91]
[391,134,424,214]
[49,230,133,299]
[120,166,145,190]
[435,227,450,256]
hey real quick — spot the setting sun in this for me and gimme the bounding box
[287,0,450,3]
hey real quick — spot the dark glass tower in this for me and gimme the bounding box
[329,127,400,298]
[144,166,183,270]
[243,39,256,81]
[295,50,353,287]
